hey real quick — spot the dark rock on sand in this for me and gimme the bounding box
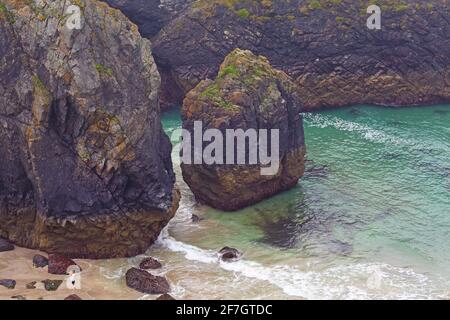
[26,281,37,289]
[156,293,176,300]
[65,294,82,300]
[0,279,16,289]
[48,254,78,275]
[0,239,14,252]
[32,255,49,268]
[125,268,170,294]
[42,280,63,292]
[0,0,179,259]
[219,247,242,262]
[139,257,162,270]
[182,49,306,211]
[11,295,26,300]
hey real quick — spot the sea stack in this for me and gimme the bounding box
[0,0,179,258]
[181,49,306,211]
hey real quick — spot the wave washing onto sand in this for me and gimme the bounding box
[156,227,439,300]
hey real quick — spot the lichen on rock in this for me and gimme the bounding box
[181,49,306,211]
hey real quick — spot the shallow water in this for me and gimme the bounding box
[1,105,449,300]
[155,105,450,300]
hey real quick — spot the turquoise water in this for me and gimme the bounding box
[160,105,450,299]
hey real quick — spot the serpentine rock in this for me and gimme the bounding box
[0,0,179,258]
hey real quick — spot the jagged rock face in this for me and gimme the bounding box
[150,0,450,110]
[102,0,194,39]
[0,0,179,258]
[182,49,306,211]
[100,0,195,108]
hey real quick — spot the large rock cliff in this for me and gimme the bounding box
[182,49,306,211]
[107,0,450,110]
[0,0,179,258]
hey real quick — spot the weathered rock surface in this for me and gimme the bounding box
[116,0,450,110]
[182,49,306,211]
[102,0,194,39]
[125,267,170,294]
[0,0,179,258]
[139,257,162,270]
[48,254,78,275]
[32,255,49,268]
[0,238,14,252]
[0,279,16,289]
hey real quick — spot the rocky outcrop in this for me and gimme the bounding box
[181,49,306,211]
[0,279,16,289]
[0,0,179,258]
[148,0,450,110]
[102,0,194,39]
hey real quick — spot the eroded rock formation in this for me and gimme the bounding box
[106,0,450,110]
[0,0,179,258]
[181,49,306,211]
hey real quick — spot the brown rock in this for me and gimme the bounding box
[139,257,162,270]
[42,279,63,291]
[125,267,170,294]
[26,281,37,289]
[219,247,242,262]
[48,254,78,275]
[64,294,82,300]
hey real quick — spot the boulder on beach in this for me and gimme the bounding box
[48,254,78,275]
[26,281,37,290]
[0,279,16,289]
[139,257,162,270]
[32,255,49,268]
[0,239,14,252]
[125,267,170,294]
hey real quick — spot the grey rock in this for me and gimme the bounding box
[0,239,14,252]
[0,279,16,289]
[0,0,179,259]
